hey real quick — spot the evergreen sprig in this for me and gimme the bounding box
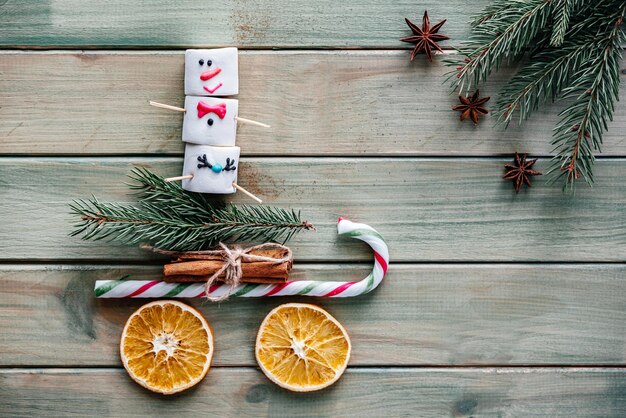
[550,0,573,47]
[70,168,315,250]
[447,0,625,190]
[549,9,625,188]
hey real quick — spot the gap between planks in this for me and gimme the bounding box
[0,48,455,54]
[2,365,626,371]
[1,261,625,267]
[1,156,626,161]
[2,366,626,373]
[4,153,626,159]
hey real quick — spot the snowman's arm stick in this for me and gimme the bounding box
[234,116,271,128]
[149,101,186,112]
[164,175,263,204]
[164,175,193,182]
[232,182,263,203]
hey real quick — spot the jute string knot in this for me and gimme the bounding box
[204,243,291,301]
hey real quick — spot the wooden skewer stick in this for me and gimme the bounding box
[149,101,186,112]
[150,101,270,128]
[164,175,263,204]
[234,116,271,128]
[233,182,263,204]
[165,174,193,182]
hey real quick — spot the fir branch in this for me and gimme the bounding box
[70,169,315,250]
[446,0,625,190]
[550,0,572,46]
[495,33,596,126]
[549,0,593,46]
[449,0,554,93]
[471,1,520,27]
[127,167,220,217]
[495,5,622,127]
[549,8,626,189]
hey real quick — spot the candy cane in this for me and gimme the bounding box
[94,218,389,299]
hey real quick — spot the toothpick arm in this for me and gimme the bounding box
[233,182,263,204]
[149,101,186,112]
[164,174,193,182]
[235,116,271,128]
[164,175,263,204]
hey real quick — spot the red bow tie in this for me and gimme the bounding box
[197,101,227,119]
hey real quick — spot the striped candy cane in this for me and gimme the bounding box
[94,218,389,299]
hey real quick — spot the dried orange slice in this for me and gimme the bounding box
[255,303,351,392]
[120,300,213,395]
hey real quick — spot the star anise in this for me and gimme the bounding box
[503,153,542,193]
[452,90,490,125]
[400,11,449,62]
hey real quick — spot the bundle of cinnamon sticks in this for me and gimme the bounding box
[157,245,292,284]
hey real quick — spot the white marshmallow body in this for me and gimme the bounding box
[182,96,238,146]
[182,144,240,194]
[184,48,239,96]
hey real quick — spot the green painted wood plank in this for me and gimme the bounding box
[2,51,626,156]
[2,368,625,417]
[0,1,488,48]
[1,264,624,367]
[0,157,624,262]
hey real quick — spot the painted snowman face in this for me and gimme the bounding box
[182,96,238,146]
[184,48,239,96]
[182,144,240,194]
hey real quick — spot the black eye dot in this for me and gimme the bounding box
[207,118,214,126]
[207,60,212,66]
[198,59,204,65]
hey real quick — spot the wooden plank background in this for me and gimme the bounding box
[1,264,625,367]
[1,158,625,262]
[0,1,489,48]
[2,51,626,156]
[3,368,625,417]
[0,0,625,416]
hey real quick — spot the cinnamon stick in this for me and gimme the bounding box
[164,260,291,280]
[152,244,293,284]
[169,247,289,262]
[164,274,286,284]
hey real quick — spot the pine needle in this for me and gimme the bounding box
[70,168,315,250]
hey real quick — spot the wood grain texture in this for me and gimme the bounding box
[2,368,625,417]
[0,1,487,48]
[0,157,624,262]
[3,0,625,413]
[2,51,626,156]
[1,264,625,367]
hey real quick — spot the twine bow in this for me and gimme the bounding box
[142,243,292,302]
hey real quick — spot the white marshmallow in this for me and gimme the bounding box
[182,96,238,146]
[184,48,239,96]
[182,144,240,194]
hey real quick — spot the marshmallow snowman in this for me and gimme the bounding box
[182,96,238,146]
[182,144,240,194]
[179,48,247,196]
[184,48,239,97]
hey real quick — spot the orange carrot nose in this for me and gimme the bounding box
[200,68,221,81]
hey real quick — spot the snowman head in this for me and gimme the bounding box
[184,48,239,96]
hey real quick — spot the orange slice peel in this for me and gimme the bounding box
[255,303,351,392]
[120,300,213,394]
